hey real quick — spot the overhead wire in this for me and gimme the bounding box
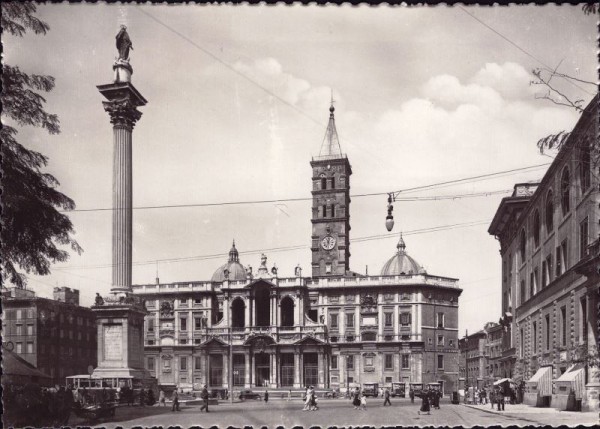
[62,163,548,213]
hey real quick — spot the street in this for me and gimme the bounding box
[85,398,597,428]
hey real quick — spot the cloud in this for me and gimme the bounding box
[471,62,537,100]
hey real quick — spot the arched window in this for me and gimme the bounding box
[231,298,246,328]
[561,168,570,216]
[330,204,335,218]
[321,177,327,190]
[545,190,554,232]
[255,286,271,327]
[532,210,540,248]
[280,296,294,327]
[330,176,335,189]
[322,204,328,218]
[579,142,591,192]
[519,229,526,265]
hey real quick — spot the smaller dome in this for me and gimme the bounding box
[211,240,247,282]
[380,234,426,276]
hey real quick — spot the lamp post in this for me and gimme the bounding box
[385,193,395,231]
[229,326,234,404]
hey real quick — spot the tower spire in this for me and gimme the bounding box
[397,232,406,254]
[318,92,343,158]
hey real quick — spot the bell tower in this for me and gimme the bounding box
[310,100,352,277]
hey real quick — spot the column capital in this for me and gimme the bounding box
[103,98,143,129]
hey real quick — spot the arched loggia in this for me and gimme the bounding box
[231,298,246,328]
[280,296,295,327]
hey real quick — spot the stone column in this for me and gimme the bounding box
[244,350,251,387]
[97,79,146,294]
[294,353,301,388]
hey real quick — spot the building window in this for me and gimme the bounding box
[321,177,327,190]
[533,210,541,248]
[179,339,187,345]
[449,339,454,348]
[346,355,354,370]
[545,314,550,351]
[362,332,376,341]
[437,312,445,328]
[532,322,537,354]
[325,263,332,274]
[330,204,335,218]
[180,356,187,371]
[519,229,526,265]
[26,341,33,354]
[437,335,445,346]
[437,355,444,370]
[384,354,393,370]
[402,354,410,369]
[561,168,570,216]
[560,306,567,347]
[384,312,393,327]
[346,313,354,328]
[542,261,548,288]
[400,312,411,326]
[147,319,154,332]
[330,313,338,329]
[195,317,203,330]
[180,298,187,305]
[580,217,589,261]
[148,357,155,371]
[520,328,524,357]
[322,204,328,218]
[16,342,22,354]
[329,177,335,189]
[580,297,588,344]
[331,355,338,369]
[579,143,591,193]
[16,324,23,336]
[545,191,554,233]
[180,317,187,331]
[147,340,155,345]
[195,357,202,370]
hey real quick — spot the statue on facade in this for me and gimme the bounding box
[94,293,104,306]
[294,264,302,277]
[116,25,133,61]
[260,253,267,268]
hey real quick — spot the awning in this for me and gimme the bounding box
[556,364,584,382]
[527,366,552,396]
[493,378,515,386]
[2,348,52,385]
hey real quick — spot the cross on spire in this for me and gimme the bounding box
[318,90,343,158]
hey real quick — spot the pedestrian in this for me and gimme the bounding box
[264,389,269,403]
[409,387,415,403]
[496,389,505,411]
[172,390,180,412]
[360,393,367,411]
[309,388,318,411]
[200,385,209,413]
[352,389,361,410]
[287,389,292,401]
[383,388,391,406]
[489,389,496,409]
[159,389,166,407]
[418,389,431,415]
[433,389,441,409]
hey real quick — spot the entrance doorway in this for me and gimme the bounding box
[255,353,270,387]
[303,353,318,387]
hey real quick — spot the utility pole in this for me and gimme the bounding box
[229,326,234,404]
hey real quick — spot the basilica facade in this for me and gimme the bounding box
[132,105,462,394]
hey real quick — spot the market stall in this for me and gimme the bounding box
[524,366,552,407]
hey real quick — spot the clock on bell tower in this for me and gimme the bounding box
[310,101,352,277]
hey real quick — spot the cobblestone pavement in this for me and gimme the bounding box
[86,398,598,428]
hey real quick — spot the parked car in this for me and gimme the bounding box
[238,389,261,400]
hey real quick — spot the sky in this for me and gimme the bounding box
[4,3,597,335]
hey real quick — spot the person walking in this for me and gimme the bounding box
[309,388,318,411]
[264,389,269,403]
[287,389,292,401]
[200,385,209,413]
[171,390,180,412]
[383,388,391,406]
[409,387,415,403]
[159,389,166,407]
[496,388,505,411]
[352,389,361,410]
[360,393,367,411]
[418,389,431,415]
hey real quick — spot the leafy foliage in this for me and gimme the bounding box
[1,2,82,288]
[536,131,571,154]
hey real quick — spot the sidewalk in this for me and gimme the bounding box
[463,402,599,426]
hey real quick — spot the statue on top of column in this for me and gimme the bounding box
[116,25,133,62]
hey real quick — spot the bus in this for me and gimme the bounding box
[391,382,406,398]
[362,382,379,397]
[66,375,158,405]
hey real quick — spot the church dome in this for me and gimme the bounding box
[211,241,247,282]
[380,235,426,276]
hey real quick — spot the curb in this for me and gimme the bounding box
[462,403,540,425]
